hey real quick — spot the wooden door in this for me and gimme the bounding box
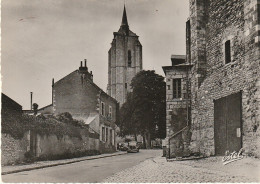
[214,92,242,155]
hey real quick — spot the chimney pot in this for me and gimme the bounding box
[30,92,33,110]
[84,59,87,67]
[81,61,83,67]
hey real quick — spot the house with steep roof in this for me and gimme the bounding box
[39,60,119,153]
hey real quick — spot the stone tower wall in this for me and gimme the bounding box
[108,33,142,106]
[189,0,260,157]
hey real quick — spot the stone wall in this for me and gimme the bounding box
[1,131,100,166]
[36,133,100,157]
[164,63,192,158]
[107,22,142,106]
[1,132,29,166]
[53,70,117,124]
[189,0,260,157]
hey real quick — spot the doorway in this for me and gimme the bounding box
[214,92,242,155]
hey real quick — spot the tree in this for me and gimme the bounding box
[117,93,140,139]
[118,70,166,148]
[33,103,38,115]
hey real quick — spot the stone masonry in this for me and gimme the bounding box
[162,55,192,158]
[107,5,142,106]
[163,0,260,158]
[188,0,260,157]
[52,61,118,153]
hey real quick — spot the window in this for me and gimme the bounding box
[101,102,105,116]
[106,128,108,142]
[225,40,231,64]
[128,50,132,67]
[112,130,115,145]
[167,85,171,90]
[102,127,105,141]
[109,106,112,118]
[110,129,113,145]
[173,79,181,99]
[125,83,127,90]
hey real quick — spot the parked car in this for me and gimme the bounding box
[119,142,129,151]
[127,141,139,153]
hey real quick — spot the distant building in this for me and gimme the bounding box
[2,93,22,116]
[163,0,260,158]
[39,61,119,153]
[107,5,143,106]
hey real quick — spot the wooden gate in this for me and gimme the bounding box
[214,92,242,156]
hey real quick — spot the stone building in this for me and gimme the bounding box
[164,0,260,158]
[1,93,23,116]
[39,60,119,153]
[162,55,192,158]
[107,5,143,106]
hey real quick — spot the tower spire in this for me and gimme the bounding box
[121,4,129,28]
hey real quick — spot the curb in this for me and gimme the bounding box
[167,156,205,162]
[2,152,127,175]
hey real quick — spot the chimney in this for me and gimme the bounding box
[84,59,87,67]
[80,61,83,67]
[30,92,33,110]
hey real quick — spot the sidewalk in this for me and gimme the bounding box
[103,155,260,182]
[1,151,127,175]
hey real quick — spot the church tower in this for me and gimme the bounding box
[107,5,143,106]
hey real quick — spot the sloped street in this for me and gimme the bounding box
[103,153,260,183]
[1,150,161,183]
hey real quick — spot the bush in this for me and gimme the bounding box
[1,112,92,140]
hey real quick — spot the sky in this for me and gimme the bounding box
[1,0,189,110]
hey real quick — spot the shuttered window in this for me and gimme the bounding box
[173,79,181,99]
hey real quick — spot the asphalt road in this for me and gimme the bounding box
[2,149,162,183]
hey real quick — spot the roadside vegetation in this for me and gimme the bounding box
[117,70,166,148]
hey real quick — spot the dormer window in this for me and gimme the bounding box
[128,50,132,67]
[225,40,231,64]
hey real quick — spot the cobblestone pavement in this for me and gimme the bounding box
[103,155,260,183]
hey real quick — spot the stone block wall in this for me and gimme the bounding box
[107,26,142,106]
[164,65,192,158]
[1,130,100,166]
[1,132,30,166]
[36,132,100,157]
[189,0,260,157]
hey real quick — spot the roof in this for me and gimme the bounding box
[38,104,52,111]
[162,63,193,74]
[113,5,139,37]
[53,69,118,104]
[171,55,186,60]
[2,93,22,109]
[171,55,186,66]
[84,114,99,125]
[121,5,128,27]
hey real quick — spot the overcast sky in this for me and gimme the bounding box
[2,0,189,109]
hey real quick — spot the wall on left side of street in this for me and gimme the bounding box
[36,133,100,157]
[1,130,100,166]
[1,132,30,166]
